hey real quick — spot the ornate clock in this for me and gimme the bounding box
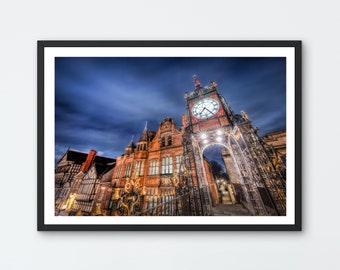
[191,98,220,119]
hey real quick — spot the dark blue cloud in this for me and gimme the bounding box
[55,57,286,165]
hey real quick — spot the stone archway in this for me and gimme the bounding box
[201,143,237,206]
[183,127,258,215]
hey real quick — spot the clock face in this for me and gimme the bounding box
[191,98,220,119]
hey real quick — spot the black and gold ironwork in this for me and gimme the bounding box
[111,176,146,216]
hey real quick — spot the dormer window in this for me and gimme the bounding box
[168,136,172,146]
[161,135,172,147]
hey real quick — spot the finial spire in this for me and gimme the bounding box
[126,135,134,148]
[125,135,135,154]
[139,122,149,142]
[193,74,201,88]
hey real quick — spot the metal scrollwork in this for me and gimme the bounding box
[111,177,145,216]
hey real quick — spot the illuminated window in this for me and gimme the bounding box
[124,163,132,177]
[114,165,122,178]
[175,155,183,173]
[135,160,145,176]
[161,156,173,174]
[148,160,159,175]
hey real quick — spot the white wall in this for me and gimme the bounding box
[0,1,338,269]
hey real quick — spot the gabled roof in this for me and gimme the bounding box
[94,163,114,178]
[93,155,116,164]
[57,149,116,165]
[98,163,115,182]
[83,162,115,183]
[63,150,87,164]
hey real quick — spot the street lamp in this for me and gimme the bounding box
[201,133,207,139]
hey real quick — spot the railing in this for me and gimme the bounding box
[137,186,211,216]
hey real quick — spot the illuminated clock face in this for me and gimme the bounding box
[191,98,220,119]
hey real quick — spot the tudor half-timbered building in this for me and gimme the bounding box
[54,149,115,215]
[74,163,115,216]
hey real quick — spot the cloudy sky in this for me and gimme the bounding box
[55,57,286,165]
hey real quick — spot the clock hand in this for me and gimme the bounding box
[204,107,213,114]
[199,107,207,114]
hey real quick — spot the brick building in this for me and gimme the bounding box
[111,117,218,216]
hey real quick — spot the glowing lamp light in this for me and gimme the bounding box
[216,130,223,135]
[203,139,209,144]
[216,137,222,142]
[201,133,207,139]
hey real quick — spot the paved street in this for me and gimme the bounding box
[212,204,252,216]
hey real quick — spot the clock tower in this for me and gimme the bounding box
[185,76,233,133]
[182,76,286,216]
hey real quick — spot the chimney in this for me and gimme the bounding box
[80,149,97,172]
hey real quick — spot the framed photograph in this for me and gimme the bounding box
[38,40,301,231]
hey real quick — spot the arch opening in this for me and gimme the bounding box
[202,144,228,180]
[202,143,236,206]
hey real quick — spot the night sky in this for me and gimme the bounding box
[55,57,286,165]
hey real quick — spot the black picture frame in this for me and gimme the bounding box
[38,40,302,231]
